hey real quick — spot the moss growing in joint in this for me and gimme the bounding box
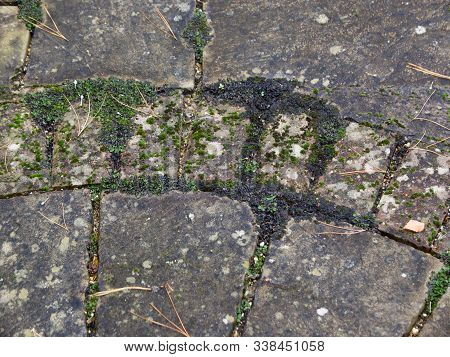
[425,252,449,314]
[182,9,212,62]
[18,0,43,31]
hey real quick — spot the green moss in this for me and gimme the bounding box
[258,195,278,213]
[248,244,269,277]
[182,9,212,61]
[18,0,43,31]
[235,299,252,325]
[25,88,68,130]
[425,253,449,314]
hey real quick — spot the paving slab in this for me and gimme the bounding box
[97,191,257,336]
[121,93,184,180]
[121,93,247,182]
[52,110,111,186]
[0,6,29,84]
[204,0,448,87]
[377,149,449,253]
[259,113,314,191]
[245,218,441,336]
[26,0,195,87]
[0,190,91,336]
[204,1,449,141]
[421,291,450,337]
[0,103,50,195]
[316,122,393,214]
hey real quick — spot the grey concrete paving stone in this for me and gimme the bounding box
[421,291,450,337]
[121,92,184,180]
[52,110,111,186]
[316,122,393,214]
[0,103,50,195]
[0,190,92,336]
[97,191,257,336]
[204,0,448,87]
[26,0,195,87]
[0,6,29,84]
[259,113,314,191]
[204,1,449,140]
[377,149,449,253]
[245,218,441,336]
[121,93,247,182]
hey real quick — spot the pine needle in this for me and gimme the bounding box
[91,286,154,297]
[154,7,177,40]
[407,63,450,80]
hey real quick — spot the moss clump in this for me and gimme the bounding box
[25,88,69,130]
[24,78,155,153]
[182,9,212,61]
[18,0,43,31]
[425,253,449,314]
[235,299,252,325]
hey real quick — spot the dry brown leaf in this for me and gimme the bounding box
[403,220,425,233]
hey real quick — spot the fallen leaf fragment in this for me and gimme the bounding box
[403,220,425,233]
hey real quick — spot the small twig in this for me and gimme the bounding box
[78,93,93,137]
[38,211,69,231]
[408,147,449,158]
[22,15,68,41]
[316,220,363,232]
[411,117,450,132]
[110,94,148,114]
[92,286,155,297]
[154,7,177,40]
[424,136,450,149]
[136,86,149,106]
[144,15,172,38]
[410,131,426,150]
[43,4,66,40]
[339,169,385,176]
[407,63,450,80]
[412,89,435,121]
[149,303,185,335]
[130,311,188,336]
[62,94,82,134]
[164,283,189,336]
[318,230,366,235]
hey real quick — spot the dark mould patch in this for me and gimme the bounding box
[205,77,347,184]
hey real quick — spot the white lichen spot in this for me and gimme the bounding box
[379,195,399,213]
[59,236,70,253]
[188,213,195,221]
[126,277,136,284]
[50,311,67,332]
[208,233,219,242]
[74,217,89,229]
[18,288,29,301]
[415,26,426,35]
[232,230,246,239]
[275,312,284,320]
[317,307,329,316]
[142,260,152,269]
[206,142,224,156]
[397,174,409,182]
[329,45,345,55]
[322,78,330,87]
[31,244,40,253]
[0,289,17,304]
[315,14,329,24]
[310,78,319,84]
[401,273,407,278]
[1,242,13,255]
[311,268,322,277]
[252,67,262,74]
[222,266,230,275]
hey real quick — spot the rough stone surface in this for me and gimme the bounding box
[204,0,448,87]
[421,291,450,337]
[0,103,50,195]
[121,93,247,182]
[204,0,449,141]
[52,111,111,186]
[26,0,195,87]
[259,113,314,191]
[245,218,441,336]
[377,149,449,253]
[316,122,393,214]
[0,190,91,336]
[97,191,257,336]
[0,7,29,84]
